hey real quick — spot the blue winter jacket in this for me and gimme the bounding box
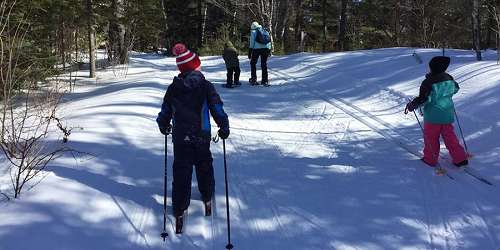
[249,28,272,50]
[157,71,229,142]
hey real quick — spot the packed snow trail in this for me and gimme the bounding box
[1,49,500,250]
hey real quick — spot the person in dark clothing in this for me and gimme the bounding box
[157,43,230,233]
[248,21,272,86]
[223,41,241,88]
[405,56,468,170]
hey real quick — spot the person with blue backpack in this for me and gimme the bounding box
[248,21,272,86]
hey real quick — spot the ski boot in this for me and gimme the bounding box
[454,159,468,168]
[261,81,270,87]
[204,200,212,216]
[249,78,258,85]
[435,167,447,176]
[175,215,184,234]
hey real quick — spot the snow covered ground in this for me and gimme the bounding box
[1,48,500,250]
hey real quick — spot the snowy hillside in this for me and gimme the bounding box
[1,48,500,250]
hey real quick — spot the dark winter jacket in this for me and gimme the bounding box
[156,70,229,142]
[223,41,240,68]
[410,57,459,124]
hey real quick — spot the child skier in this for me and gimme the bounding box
[405,56,468,171]
[223,40,241,88]
[157,43,230,234]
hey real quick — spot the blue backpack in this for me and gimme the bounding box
[256,28,271,44]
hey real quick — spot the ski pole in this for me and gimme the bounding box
[454,108,469,153]
[161,135,169,241]
[406,98,424,133]
[222,139,234,249]
[412,110,424,134]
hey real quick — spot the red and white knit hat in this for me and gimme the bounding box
[172,43,201,73]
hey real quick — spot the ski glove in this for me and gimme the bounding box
[218,128,230,139]
[404,101,417,114]
[248,49,253,60]
[159,124,172,135]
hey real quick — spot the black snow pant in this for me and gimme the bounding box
[250,48,270,83]
[172,139,215,217]
[226,67,241,86]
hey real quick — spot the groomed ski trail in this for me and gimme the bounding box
[268,65,500,250]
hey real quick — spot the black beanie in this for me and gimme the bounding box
[429,56,450,74]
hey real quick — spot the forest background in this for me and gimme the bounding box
[2,0,500,83]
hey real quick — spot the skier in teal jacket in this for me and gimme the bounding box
[405,56,468,167]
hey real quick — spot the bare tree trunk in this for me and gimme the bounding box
[496,0,500,63]
[274,0,288,42]
[473,0,482,60]
[198,0,207,48]
[300,31,306,52]
[294,0,304,51]
[394,0,401,46]
[337,0,348,51]
[110,0,127,64]
[232,7,237,36]
[322,0,327,52]
[60,16,66,71]
[487,12,494,49]
[267,0,275,50]
[268,0,278,52]
[281,0,292,52]
[420,4,427,47]
[87,0,96,78]
[160,0,169,48]
[75,27,79,66]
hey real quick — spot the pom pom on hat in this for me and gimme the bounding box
[172,43,201,73]
[172,43,187,56]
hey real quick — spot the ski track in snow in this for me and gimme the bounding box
[250,101,358,247]
[443,165,500,250]
[227,136,290,249]
[226,101,346,249]
[228,118,344,249]
[210,195,217,250]
[270,68,423,158]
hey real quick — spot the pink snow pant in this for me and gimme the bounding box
[423,123,468,166]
